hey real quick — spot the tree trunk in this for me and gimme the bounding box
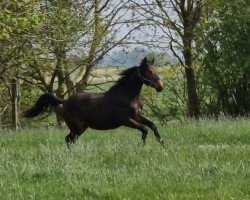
[65,74,75,96]
[184,67,200,119]
[76,65,92,93]
[183,28,200,119]
[55,48,66,127]
[11,78,19,130]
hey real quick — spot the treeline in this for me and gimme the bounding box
[0,0,249,127]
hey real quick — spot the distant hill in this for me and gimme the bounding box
[99,48,177,68]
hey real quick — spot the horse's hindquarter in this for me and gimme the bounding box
[62,92,140,130]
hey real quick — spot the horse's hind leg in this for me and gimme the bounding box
[65,127,88,148]
[65,132,77,148]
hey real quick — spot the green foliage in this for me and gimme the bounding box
[142,67,187,122]
[0,0,44,121]
[0,0,43,72]
[38,0,87,48]
[0,0,42,40]
[201,0,250,116]
[0,120,250,199]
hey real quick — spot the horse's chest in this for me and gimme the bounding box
[130,101,139,110]
[127,101,141,115]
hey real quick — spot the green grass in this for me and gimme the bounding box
[0,119,250,200]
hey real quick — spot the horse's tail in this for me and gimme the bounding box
[23,93,64,118]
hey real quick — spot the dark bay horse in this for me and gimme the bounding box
[24,57,165,147]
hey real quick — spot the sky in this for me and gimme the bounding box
[98,0,177,67]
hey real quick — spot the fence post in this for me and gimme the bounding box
[11,78,19,130]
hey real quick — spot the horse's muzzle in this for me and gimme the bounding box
[154,80,164,92]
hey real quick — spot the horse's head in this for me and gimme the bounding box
[138,57,164,92]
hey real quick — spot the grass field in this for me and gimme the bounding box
[0,119,250,200]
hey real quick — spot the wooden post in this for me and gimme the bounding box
[0,105,8,128]
[11,78,19,130]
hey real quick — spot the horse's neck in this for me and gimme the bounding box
[124,77,143,99]
[108,73,143,100]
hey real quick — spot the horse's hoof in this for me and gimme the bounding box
[66,142,74,149]
[159,139,164,147]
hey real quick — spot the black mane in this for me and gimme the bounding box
[108,66,139,92]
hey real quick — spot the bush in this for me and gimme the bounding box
[142,66,187,123]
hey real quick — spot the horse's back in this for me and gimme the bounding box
[67,92,103,101]
[63,92,106,113]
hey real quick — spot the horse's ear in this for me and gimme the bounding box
[141,57,148,66]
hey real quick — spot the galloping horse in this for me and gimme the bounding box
[24,57,165,147]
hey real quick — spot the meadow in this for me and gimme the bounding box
[0,119,250,200]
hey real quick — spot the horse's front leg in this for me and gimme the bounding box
[125,118,148,144]
[138,115,164,146]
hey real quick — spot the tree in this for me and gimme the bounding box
[130,0,206,119]
[0,0,42,78]
[0,0,43,127]
[18,0,139,126]
[21,0,139,95]
[201,0,250,116]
